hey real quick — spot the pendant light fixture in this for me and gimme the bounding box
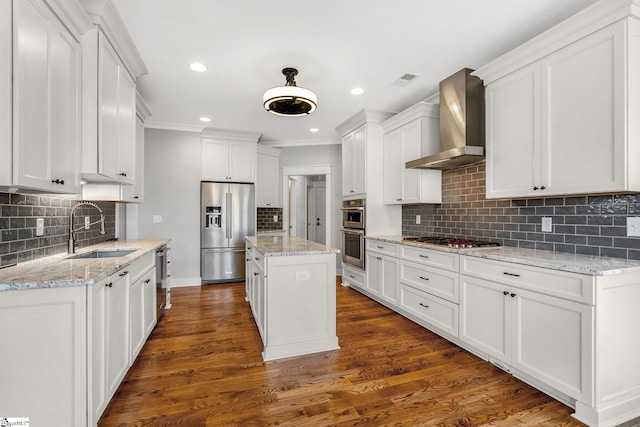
[263,67,317,116]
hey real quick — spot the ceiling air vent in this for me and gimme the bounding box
[391,73,419,87]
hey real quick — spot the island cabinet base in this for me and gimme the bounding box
[248,247,339,361]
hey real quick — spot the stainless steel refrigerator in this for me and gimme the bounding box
[201,182,255,284]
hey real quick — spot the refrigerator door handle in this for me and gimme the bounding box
[226,192,232,239]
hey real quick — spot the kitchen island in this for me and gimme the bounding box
[245,235,340,361]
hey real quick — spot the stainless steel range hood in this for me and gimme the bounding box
[406,68,485,170]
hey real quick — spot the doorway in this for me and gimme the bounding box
[282,166,332,247]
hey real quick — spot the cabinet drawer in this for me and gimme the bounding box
[367,240,399,257]
[343,266,365,289]
[400,259,459,303]
[400,283,458,338]
[128,251,155,282]
[401,245,459,272]
[461,255,594,304]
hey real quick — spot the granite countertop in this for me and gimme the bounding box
[367,235,640,276]
[0,239,170,292]
[246,235,339,257]
[256,229,287,234]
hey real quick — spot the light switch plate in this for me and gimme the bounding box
[153,215,162,223]
[273,215,278,222]
[36,218,44,236]
[627,217,640,237]
[541,217,552,232]
[84,216,90,230]
[416,215,421,225]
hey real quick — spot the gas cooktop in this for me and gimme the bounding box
[402,236,500,249]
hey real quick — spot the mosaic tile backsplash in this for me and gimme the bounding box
[402,162,640,260]
[0,192,116,267]
[257,207,283,231]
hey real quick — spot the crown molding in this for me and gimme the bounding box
[201,128,262,142]
[335,109,395,136]
[80,0,148,78]
[259,138,340,148]
[144,120,204,133]
[381,101,439,132]
[474,0,640,84]
[135,91,151,120]
[47,0,92,38]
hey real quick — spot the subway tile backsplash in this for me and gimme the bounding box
[402,162,640,260]
[0,192,116,267]
[257,207,283,231]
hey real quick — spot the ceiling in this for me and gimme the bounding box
[112,0,599,145]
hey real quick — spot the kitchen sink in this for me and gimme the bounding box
[68,249,137,259]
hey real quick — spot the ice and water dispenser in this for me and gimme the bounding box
[205,206,221,228]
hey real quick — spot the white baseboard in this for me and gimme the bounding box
[169,277,202,288]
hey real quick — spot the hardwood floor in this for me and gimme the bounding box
[100,279,588,426]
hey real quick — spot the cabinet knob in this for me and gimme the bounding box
[533,186,539,190]
[254,272,259,276]
[134,196,139,199]
[397,198,401,202]
[105,282,113,288]
[540,186,546,190]
[119,172,127,177]
[503,291,509,296]
[51,179,64,185]
[510,293,516,298]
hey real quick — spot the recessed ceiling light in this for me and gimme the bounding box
[309,128,319,133]
[190,62,207,72]
[350,87,364,95]
[199,117,211,122]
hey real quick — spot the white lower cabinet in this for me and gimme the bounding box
[365,241,399,304]
[342,264,366,290]
[0,286,87,426]
[460,256,594,406]
[399,283,459,338]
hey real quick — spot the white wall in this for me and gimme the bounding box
[279,144,342,269]
[137,129,201,286]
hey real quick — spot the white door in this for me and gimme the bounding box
[307,180,326,245]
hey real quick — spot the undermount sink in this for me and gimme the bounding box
[68,249,137,259]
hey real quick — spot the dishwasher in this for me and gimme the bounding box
[155,245,170,318]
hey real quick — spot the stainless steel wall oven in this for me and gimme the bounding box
[341,198,365,269]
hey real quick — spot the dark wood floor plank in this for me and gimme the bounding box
[99,280,586,427]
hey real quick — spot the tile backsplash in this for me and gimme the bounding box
[0,192,116,267]
[257,207,283,231]
[402,162,640,260]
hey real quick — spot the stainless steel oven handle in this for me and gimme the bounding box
[340,207,364,211]
[341,228,364,234]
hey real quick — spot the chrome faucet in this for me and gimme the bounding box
[68,201,106,254]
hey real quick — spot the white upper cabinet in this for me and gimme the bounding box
[382,102,442,205]
[4,0,82,194]
[477,4,640,198]
[341,125,367,196]
[82,29,137,185]
[256,146,281,207]
[201,129,260,183]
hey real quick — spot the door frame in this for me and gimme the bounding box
[282,165,332,247]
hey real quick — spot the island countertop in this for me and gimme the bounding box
[246,235,340,257]
[0,239,170,292]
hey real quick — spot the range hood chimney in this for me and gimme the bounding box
[406,68,485,170]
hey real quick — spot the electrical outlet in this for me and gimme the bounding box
[36,218,44,236]
[84,216,90,230]
[273,215,278,222]
[153,215,162,223]
[541,217,552,233]
[627,217,640,237]
[416,215,421,225]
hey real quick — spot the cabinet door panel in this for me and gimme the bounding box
[400,120,422,203]
[202,139,230,180]
[229,141,255,182]
[257,152,280,207]
[460,275,511,363]
[50,25,81,192]
[117,70,136,184]
[13,0,51,189]
[143,268,156,337]
[98,35,121,181]
[353,126,366,194]
[380,256,398,304]
[91,279,107,420]
[512,289,593,404]
[341,132,355,195]
[486,63,540,199]
[543,24,624,194]
[106,274,129,399]
[365,254,381,295]
[383,129,402,204]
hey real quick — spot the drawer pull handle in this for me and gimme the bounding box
[349,275,355,279]
[254,272,259,276]
[503,291,509,296]
[105,282,113,288]
[510,293,516,298]
[377,257,382,260]
[377,246,384,249]
[503,272,520,277]
[419,303,429,309]
[119,271,129,277]
[419,254,429,259]
[255,257,261,261]
[419,276,429,281]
